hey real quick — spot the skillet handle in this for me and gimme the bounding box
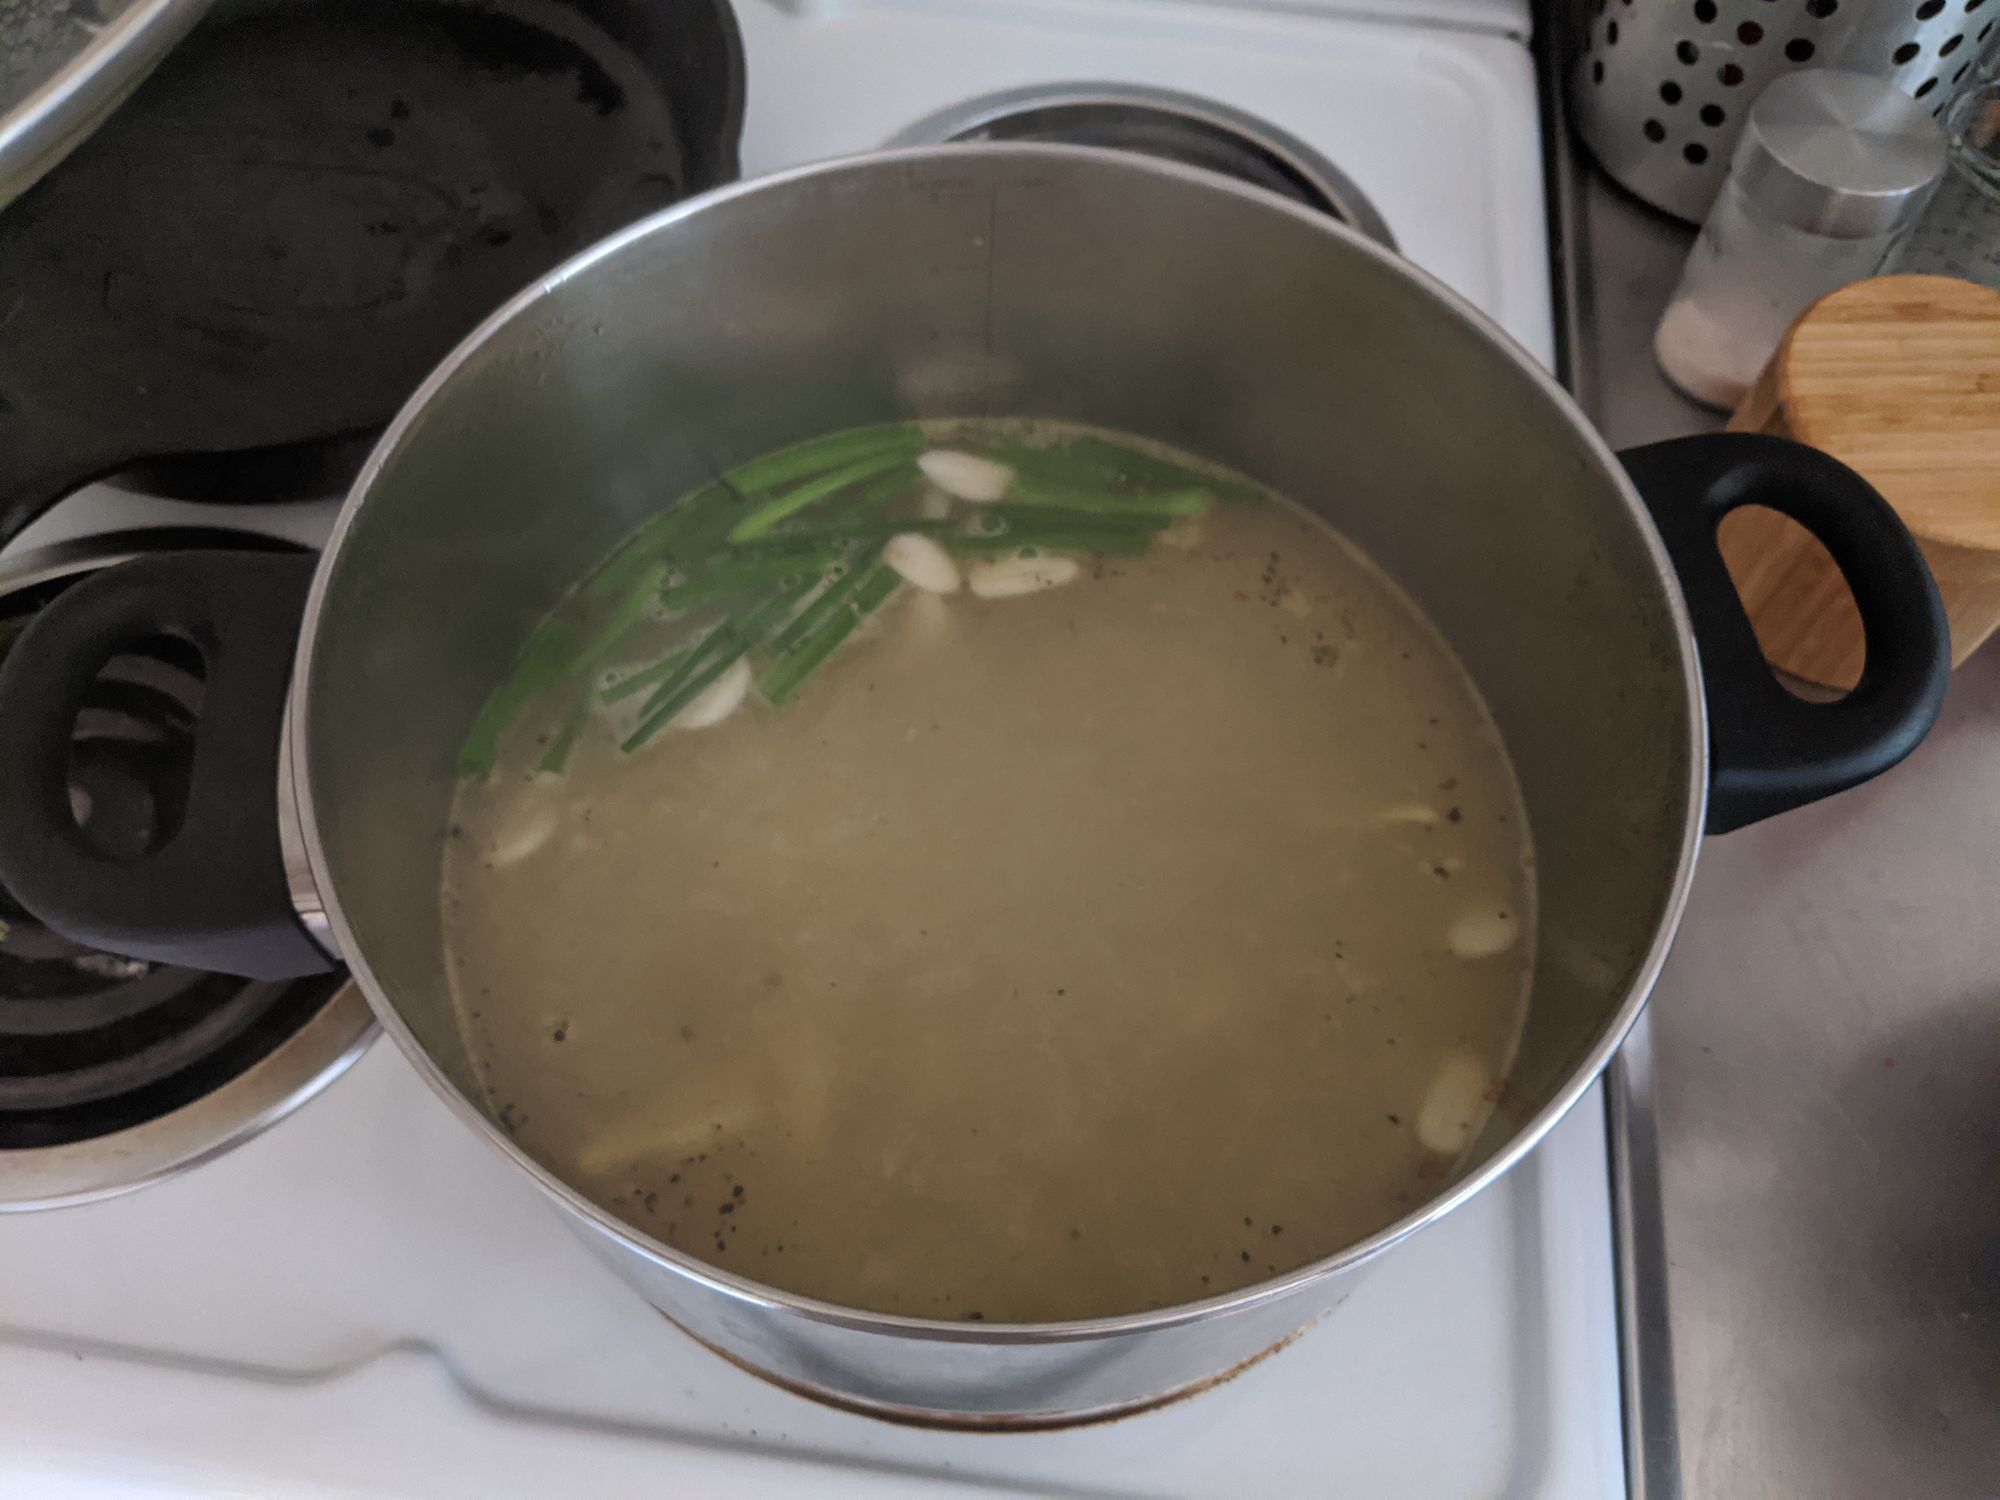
[1619,433,1949,834]
[0,551,336,978]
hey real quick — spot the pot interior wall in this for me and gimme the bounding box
[304,148,1695,1226]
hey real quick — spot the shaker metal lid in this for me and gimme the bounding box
[1733,69,1948,239]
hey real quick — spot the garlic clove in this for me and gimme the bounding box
[918,449,1014,503]
[1416,1052,1492,1155]
[967,554,1081,599]
[1447,908,1520,959]
[674,656,753,731]
[883,531,962,594]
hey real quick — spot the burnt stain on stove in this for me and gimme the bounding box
[657,1307,1331,1431]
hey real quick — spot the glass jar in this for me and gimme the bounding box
[1881,83,2000,292]
[1654,71,1947,412]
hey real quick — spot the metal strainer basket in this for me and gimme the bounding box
[1575,0,1997,221]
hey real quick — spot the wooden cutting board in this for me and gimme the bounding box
[1720,274,2000,691]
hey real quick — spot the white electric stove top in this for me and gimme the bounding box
[1,1047,1620,1498]
[0,2,1623,1494]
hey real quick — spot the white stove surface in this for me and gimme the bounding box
[735,0,1553,362]
[1,1047,1619,1498]
[1,2,1621,1494]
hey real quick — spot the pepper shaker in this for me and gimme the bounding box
[1654,70,1946,411]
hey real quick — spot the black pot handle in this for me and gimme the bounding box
[1620,434,1950,834]
[0,551,336,978]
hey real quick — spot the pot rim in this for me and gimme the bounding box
[292,143,1709,1343]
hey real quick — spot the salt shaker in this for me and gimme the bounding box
[1881,83,2000,291]
[1654,70,1946,411]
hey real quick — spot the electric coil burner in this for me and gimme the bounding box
[0,531,371,1208]
[892,83,1398,250]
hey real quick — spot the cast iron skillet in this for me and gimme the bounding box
[0,0,744,544]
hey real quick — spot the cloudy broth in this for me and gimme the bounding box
[442,421,1534,1322]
